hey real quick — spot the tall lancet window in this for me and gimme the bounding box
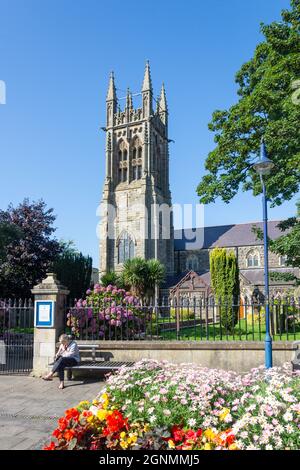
[131,138,143,181]
[118,141,128,183]
[117,232,135,264]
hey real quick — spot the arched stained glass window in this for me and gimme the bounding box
[118,232,135,264]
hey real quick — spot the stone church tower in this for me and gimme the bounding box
[99,62,174,279]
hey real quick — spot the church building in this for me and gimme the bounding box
[99,63,298,300]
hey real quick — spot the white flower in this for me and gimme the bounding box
[149,415,157,423]
[148,407,155,414]
[285,424,294,434]
[188,418,197,427]
[283,411,293,422]
[265,445,273,450]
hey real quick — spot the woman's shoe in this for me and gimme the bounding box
[42,376,53,381]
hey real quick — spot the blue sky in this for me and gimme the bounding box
[0,0,298,266]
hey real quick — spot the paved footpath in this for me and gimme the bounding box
[0,375,105,450]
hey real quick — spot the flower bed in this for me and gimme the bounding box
[44,360,300,450]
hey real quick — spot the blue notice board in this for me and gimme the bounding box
[34,301,55,327]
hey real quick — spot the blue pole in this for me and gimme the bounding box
[261,176,273,368]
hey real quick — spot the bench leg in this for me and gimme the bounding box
[67,369,73,381]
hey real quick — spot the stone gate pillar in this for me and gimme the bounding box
[31,273,69,376]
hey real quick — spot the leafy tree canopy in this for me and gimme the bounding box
[0,199,61,298]
[197,0,300,207]
[53,240,93,300]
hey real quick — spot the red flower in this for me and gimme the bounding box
[52,428,63,439]
[171,425,185,442]
[65,408,80,421]
[226,433,235,446]
[64,429,76,441]
[43,441,56,450]
[58,417,69,431]
[185,429,197,441]
[105,410,128,434]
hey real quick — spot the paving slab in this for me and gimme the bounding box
[0,375,105,450]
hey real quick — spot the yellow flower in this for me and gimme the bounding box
[219,408,230,421]
[129,434,137,444]
[229,444,239,451]
[120,440,128,449]
[168,439,175,449]
[120,432,126,439]
[204,443,212,450]
[92,399,99,405]
[204,429,216,441]
[87,415,94,423]
[97,409,108,421]
[143,424,150,432]
[79,400,89,407]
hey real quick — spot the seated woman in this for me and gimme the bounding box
[42,334,80,389]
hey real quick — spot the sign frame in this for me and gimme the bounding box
[34,300,55,328]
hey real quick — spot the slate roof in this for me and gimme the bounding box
[174,220,285,251]
[240,268,299,286]
[164,268,298,289]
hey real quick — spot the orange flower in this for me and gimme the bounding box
[64,429,76,441]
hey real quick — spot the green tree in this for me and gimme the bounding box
[0,222,22,261]
[252,200,300,285]
[0,199,61,298]
[52,240,92,300]
[210,248,240,332]
[197,0,300,208]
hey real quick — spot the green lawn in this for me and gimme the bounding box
[152,318,300,342]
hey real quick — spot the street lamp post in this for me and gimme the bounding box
[253,139,274,369]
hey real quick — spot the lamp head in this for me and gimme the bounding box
[253,138,274,176]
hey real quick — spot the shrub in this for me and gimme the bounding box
[66,284,149,340]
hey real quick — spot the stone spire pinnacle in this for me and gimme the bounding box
[142,60,153,92]
[126,87,133,109]
[106,71,117,101]
[159,82,167,112]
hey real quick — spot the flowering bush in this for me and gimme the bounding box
[66,284,148,340]
[44,360,300,451]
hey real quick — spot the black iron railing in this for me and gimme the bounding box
[64,297,300,342]
[0,299,34,374]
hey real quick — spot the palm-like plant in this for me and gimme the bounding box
[145,259,165,300]
[122,257,165,300]
[123,258,148,297]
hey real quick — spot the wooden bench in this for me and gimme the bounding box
[63,344,134,380]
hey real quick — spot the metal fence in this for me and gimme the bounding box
[65,297,300,342]
[0,299,34,374]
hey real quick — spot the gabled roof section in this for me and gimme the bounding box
[174,220,286,251]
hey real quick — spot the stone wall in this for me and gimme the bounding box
[76,340,296,373]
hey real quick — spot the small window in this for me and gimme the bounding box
[247,251,260,268]
[123,149,127,161]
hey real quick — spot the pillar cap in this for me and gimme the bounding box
[31,272,70,295]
